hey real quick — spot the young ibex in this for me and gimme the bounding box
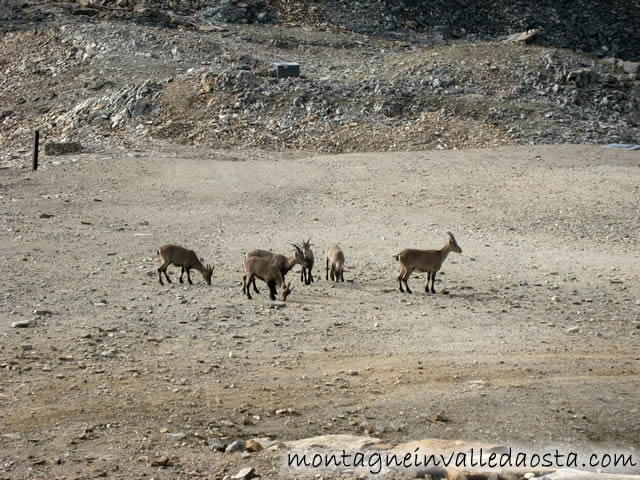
[325,243,345,282]
[394,232,462,294]
[242,256,294,301]
[245,244,308,293]
[300,238,314,285]
[157,244,214,286]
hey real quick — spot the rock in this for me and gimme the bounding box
[149,456,169,467]
[623,61,640,76]
[225,439,245,453]
[44,141,83,156]
[11,320,32,328]
[432,25,450,41]
[506,29,538,43]
[208,438,226,451]
[286,434,381,450]
[567,327,580,334]
[544,469,640,480]
[567,69,600,88]
[232,467,256,480]
[199,0,259,25]
[433,413,449,422]
[245,439,263,452]
[275,408,296,415]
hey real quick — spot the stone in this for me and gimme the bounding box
[11,320,32,328]
[149,456,169,467]
[208,438,226,451]
[44,141,83,156]
[286,435,381,450]
[225,439,245,453]
[245,439,263,452]
[506,29,538,43]
[622,61,640,76]
[232,467,256,480]
[567,69,600,88]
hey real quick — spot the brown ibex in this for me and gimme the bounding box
[300,238,314,285]
[394,232,462,294]
[242,256,294,301]
[245,244,308,293]
[157,244,214,286]
[325,243,345,282]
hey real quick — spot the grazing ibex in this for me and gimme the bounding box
[394,232,462,294]
[300,238,314,285]
[325,243,345,282]
[242,256,294,301]
[157,244,214,286]
[245,244,308,293]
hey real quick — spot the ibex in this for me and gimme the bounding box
[394,232,462,294]
[325,243,345,282]
[157,244,214,286]
[242,256,294,301]
[245,244,308,293]
[300,238,314,285]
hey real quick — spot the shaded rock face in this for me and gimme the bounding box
[198,0,268,25]
[44,141,82,156]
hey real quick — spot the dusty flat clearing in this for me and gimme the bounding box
[1,144,639,479]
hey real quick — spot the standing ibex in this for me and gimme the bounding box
[242,256,294,301]
[245,244,308,294]
[300,238,314,285]
[394,232,462,294]
[325,243,345,282]
[157,244,214,286]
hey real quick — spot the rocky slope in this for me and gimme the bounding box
[0,0,639,163]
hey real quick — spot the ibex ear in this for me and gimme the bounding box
[447,231,455,240]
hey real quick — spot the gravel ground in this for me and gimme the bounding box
[1,143,639,479]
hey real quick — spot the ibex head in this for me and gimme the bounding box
[203,264,214,285]
[282,282,294,301]
[292,244,310,267]
[446,232,462,254]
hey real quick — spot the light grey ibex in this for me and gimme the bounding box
[394,232,462,294]
[325,243,345,282]
[157,244,214,286]
[300,238,314,285]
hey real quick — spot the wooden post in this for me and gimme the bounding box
[32,130,39,171]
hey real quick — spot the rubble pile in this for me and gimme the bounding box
[49,80,163,133]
